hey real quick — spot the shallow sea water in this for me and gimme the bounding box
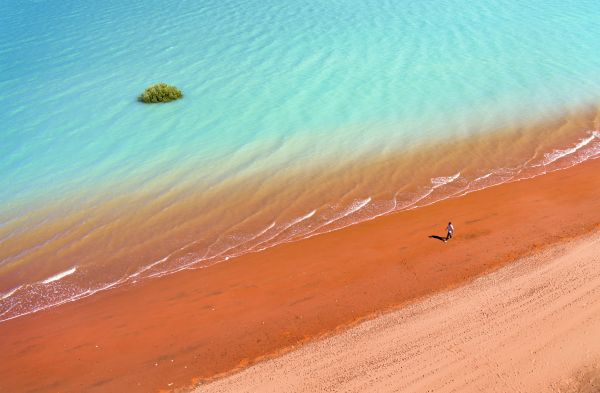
[1,0,600,321]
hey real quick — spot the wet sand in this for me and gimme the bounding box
[195,232,600,393]
[1,157,600,393]
[2,106,598,297]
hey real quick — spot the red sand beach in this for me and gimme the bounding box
[195,231,600,393]
[1,157,600,393]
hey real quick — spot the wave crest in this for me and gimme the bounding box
[543,131,599,166]
[42,266,77,284]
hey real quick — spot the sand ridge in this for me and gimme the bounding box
[194,233,600,393]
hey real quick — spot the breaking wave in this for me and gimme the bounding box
[543,131,600,166]
[42,266,77,284]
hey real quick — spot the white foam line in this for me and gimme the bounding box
[130,255,170,278]
[0,276,129,324]
[296,197,371,240]
[323,197,371,223]
[247,210,317,252]
[154,211,321,277]
[182,198,373,271]
[130,234,219,279]
[432,184,471,204]
[0,285,22,300]
[474,172,493,182]
[418,132,600,206]
[366,192,399,220]
[210,221,276,259]
[543,131,599,166]
[400,172,463,211]
[146,260,205,279]
[142,245,224,280]
[176,216,317,277]
[0,302,17,318]
[42,266,77,284]
[431,172,461,189]
[520,150,544,169]
[405,189,435,210]
[300,197,410,242]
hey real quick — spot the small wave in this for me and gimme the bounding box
[42,266,77,284]
[0,275,129,324]
[130,255,170,278]
[211,221,277,259]
[431,172,461,188]
[297,209,317,222]
[140,211,319,280]
[0,302,17,318]
[401,172,462,211]
[543,131,599,166]
[319,197,372,228]
[298,197,372,240]
[0,285,22,300]
[474,172,493,181]
[247,209,317,252]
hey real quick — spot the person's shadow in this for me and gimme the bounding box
[429,235,446,242]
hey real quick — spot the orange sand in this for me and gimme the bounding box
[1,158,600,393]
[195,232,600,393]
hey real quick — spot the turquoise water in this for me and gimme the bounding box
[2,0,600,321]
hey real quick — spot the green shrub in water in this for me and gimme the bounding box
[139,83,183,103]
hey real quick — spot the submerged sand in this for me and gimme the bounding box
[195,232,600,393]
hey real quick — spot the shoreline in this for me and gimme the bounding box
[1,157,600,392]
[2,105,599,314]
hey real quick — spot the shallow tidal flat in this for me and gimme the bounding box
[1,146,600,392]
[2,105,599,324]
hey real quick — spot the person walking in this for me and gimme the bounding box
[445,221,454,242]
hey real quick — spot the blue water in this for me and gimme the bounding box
[2,0,600,321]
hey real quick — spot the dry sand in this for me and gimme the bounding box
[194,233,600,393]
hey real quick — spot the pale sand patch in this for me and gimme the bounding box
[194,233,600,393]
